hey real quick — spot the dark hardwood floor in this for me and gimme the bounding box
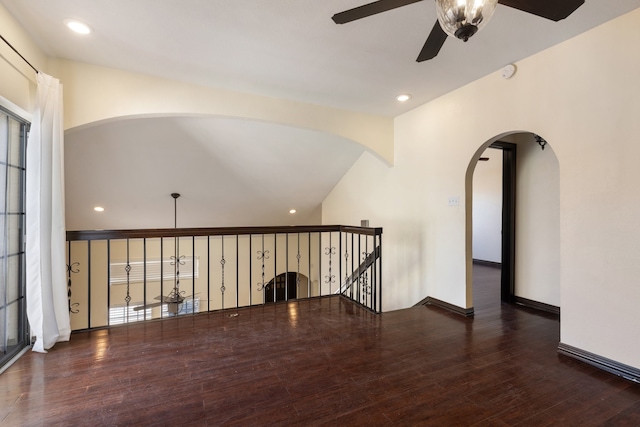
[1,265,639,426]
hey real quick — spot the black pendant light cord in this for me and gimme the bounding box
[0,34,39,74]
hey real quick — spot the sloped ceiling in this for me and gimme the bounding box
[65,117,364,229]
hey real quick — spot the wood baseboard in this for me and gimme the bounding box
[421,297,474,317]
[513,296,560,315]
[472,259,502,268]
[558,343,640,384]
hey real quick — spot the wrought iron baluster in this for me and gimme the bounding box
[324,245,336,286]
[143,238,147,320]
[192,235,196,314]
[344,236,350,290]
[207,236,211,312]
[87,240,92,328]
[66,261,80,314]
[256,234,270,293]
[168,251,186,301]
[296,234,301,295]
[220,236,226,310]
[361,251,372,303]
[236,234,239,309]
[107,239,111,325]
[125,239,132,323]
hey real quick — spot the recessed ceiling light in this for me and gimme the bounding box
[94,206,104,212]
[396,94,412,102]
[289,209,297,214]
[64,19,92,35]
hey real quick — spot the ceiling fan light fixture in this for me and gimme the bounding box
[436,0,498,42]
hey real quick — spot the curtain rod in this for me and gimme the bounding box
[0,34,39,74]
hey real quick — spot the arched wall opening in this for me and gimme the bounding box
[264,272,311,303]
[52,58,395,165]
[465,132,560,312]
[63,114,366,230]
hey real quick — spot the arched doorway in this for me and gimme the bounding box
[466,132,560,313]
[264,272,309,303]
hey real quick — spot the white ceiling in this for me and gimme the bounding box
[4,0,640,116]
[3,0,640,229]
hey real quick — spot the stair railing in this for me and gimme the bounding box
[65,225,382,331]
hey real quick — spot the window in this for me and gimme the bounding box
[109,304,152,325]
[0,107,29,370]
[109,256,199,285]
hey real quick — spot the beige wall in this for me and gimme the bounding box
[514,133,560,307]
[49,59,395,165]
[0,3,46,114]
[323,9,640,369]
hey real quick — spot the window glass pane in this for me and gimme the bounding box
[0,260,5,300]
[0,114,7,164]
[7,166,22,214]
[7,255,21,302]
[0,215,4,258]
[0,170,6,213]
[7,118,22,167]
[7,214,22,256]
[0,306,5,353]
[7,302,19,344]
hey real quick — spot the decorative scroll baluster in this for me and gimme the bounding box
[361,251,372,303]
[296,234,301,294]
[324,246,336,286]
[344,243,350,285]
[124,239,132,323]
[256,241,270,292]
[66,261,80,314]
[169,253,186,299]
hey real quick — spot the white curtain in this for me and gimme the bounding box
[26,72,70,353]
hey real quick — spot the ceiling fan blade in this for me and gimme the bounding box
[417,21,448,62]
[133,302,164,311]
[498,0,584,21]
[332,0,423,24]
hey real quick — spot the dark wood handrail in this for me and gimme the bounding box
[67,225,383,241]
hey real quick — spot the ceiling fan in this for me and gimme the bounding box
[133,291,194,314]
[133,192,190,315]
[332,0,585,61]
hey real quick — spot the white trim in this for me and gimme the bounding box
[0,95,32,123]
